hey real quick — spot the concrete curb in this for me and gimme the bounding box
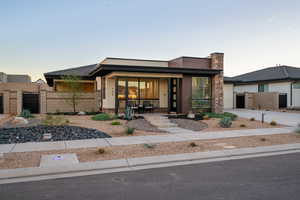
[1,143,300,184]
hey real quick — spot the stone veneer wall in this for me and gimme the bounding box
[210,53,224,113]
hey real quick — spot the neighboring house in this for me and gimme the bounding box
[224,65,300,110]
[0,72,31,83]
[35,78,46,84]
[44,52,224,114]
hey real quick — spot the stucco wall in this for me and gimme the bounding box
[101,58,168,67]
[292,82,300,107]
[223,83,233,109]
[159,79,168,108]
[102,78,116,109]
[234,84,258,93]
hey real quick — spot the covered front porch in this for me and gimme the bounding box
[100,72,214,114]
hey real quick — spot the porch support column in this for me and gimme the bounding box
[115,77,119,115]
[16,89,22,115]
[3,90,10,114]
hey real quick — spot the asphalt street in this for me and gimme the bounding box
[1,152,300,200]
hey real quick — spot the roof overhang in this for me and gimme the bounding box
[91,64,222,77]
[105,72,183,79]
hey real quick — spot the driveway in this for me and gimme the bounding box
[226,109,300,127]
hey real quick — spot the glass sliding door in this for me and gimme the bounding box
[117,78,159,111]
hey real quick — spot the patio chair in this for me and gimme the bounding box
[143,100,154,113]
[128,101,138,112]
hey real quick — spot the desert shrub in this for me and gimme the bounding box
[97,148,106,154]
[203,115,210,120]
[204,112,237,121]
[296,123,300,134]
[270,121,277,126]
[219,117,232,128]
[260,138,267,142]
[189,142,198,147]
[91,113,116,121]
[126,127,135,135]
[250,117,255,121]
[20,109,34,119]
[42,115,69,126]
[111,121,121,125]
[240,124,246,128]
[143,143,156,149]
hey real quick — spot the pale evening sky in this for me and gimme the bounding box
[1,0,300,81]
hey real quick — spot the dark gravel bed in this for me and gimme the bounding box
[169,119,208,131]
[0,125,111,144]
[127,119,165,132]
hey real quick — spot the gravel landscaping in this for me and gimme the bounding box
[1,133,299,169]
[127,119,164,132]
[169,119,208,131]
[0,125,111,144]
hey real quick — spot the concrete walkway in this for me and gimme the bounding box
[0,126,295,153]
[226,109,300,127]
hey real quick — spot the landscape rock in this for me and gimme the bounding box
[11,117,28,125]
[0,125,111,144]
[78,111,86,115]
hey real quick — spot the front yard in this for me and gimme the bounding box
[1,133,299,169]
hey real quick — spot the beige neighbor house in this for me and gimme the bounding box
[223,65,300,110]
[43,52,224,114]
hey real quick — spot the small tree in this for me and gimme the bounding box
[61,75,83,113]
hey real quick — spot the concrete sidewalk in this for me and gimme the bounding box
[0,127,295,153]
[1,143,300,184]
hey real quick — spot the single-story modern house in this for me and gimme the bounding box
[224,65,300,110]
[44,52,224,114]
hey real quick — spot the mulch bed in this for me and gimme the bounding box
[169,118,208,131]
[0,125,111,144]
[127,119,165,132]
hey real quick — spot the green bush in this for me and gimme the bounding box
[295,123,300,134]
[91,113,116,121]
[240,124,246,128]
[126,127,135,135]
[42,115,69,126]
[270,121,277,126]
[189,142,198,147]
[250,117,255,121]
[219,117,232,128]
[203,112,237,121]
[111,121,121,125]
[20,109,34,119]
[143,143,156,149]
[97,148,106,154]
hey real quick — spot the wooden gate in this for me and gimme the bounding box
[0,95,3,114]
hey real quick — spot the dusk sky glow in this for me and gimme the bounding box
[1,0,300,80]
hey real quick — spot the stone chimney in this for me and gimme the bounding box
[210,52,224,113]
[210,52,224,70]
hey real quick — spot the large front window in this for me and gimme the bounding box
[192,77,211,109]
[117,78,159,109]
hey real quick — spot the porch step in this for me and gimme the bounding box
[144,115,178,128]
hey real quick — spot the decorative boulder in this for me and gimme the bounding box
[12,117,28,125]
[78,111,86,115]
[187,112,195,119]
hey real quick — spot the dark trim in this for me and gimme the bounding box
[231,78,300,85]
[115,77,119,114]
[290,82,293,106]
[92,64,222,77]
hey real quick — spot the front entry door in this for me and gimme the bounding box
[169,78,178,112]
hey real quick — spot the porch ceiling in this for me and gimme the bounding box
[105,72,183,78]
